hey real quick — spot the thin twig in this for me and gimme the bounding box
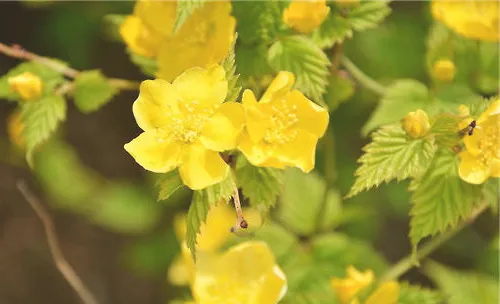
[341,56,387,96]
[0,42,140,91]
[16,181,99,304]
[229,175,247,233]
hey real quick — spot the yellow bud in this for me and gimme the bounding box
[8,72,43,101]
[401,109,430,138]
[335,0,360,8]
[7,111,25,149]
[432,59,456,82]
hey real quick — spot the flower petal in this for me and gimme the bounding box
[238,132,273,167]
[478,99,500,124]
[260,71,295,104]
[274,130,318,173]
[134,0,176,37]
[463,126,485,157]
[365,282,399,304]
[171,65,227,107]
[242,90,270,143]
[133,79,181,131]
[458,151,489,184]
[124,131,182,173]
[200,102,245,151]
[119,16,163,58]
[178,143,229,190]
[287,90,329,138]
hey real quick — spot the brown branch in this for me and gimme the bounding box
[0,42,140,91]
[16,181,99,304]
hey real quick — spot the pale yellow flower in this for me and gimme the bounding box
[331,266,374,304]
[432,59,456,82]
[283,0,330,33]
[432,0,499,42]
[401,109,431,139]
[157,1,236,82]
[124,65,244,190]
[192,241,287,304]
[8,72,43,101]
[7,111,24,149]
[459,100,500,184]
[238,71,329,172]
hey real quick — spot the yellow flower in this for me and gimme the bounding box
[124,65,244,190]
[119,0,176,57]
[192,241,287,304]
[331,266,374,304]
[157,1,236,82]
[7,111,25,148]
[283,0,330,33]
[365,281,399,304]
[459,100,500,184]
[431,0,500,42]
[432,59,456,82]
[8,72,43,101]
[401,109,431,139]
[238,71,329,172]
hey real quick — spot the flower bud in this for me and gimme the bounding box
[283,0,330,33]
[7,111,25,149]
[432,59,456,82]
[401,109,430,138]
[8,72,43,101]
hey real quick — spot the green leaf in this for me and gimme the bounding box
[398,283,443,304]
[362,79,430,135]
[425,262,499,304]
[0,61,65,101]
[311,13,353,49]
[221,34,241,102]
[156,171,184,201]
[173,0,204,33]
[483,178,499,212]
[235,43,272,80]
[128,50,158,77]
[72,70,118,113]
[101,14,127,42]
[347,125,436,198]
[236,156,283,212]
[410,149,481,252]
[21,94,67,166]
[268,36,330,104]
[325,73,355,111]
[279,168,342,236]
[426,23,454,73]
[429,113,463,148]
[186,174,235,258]
[347,0,392,32]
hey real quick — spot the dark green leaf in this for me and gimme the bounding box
[221,34,241,101]
[311,13,353,49]
[398,283,443,304]
[325,72,355,111]
[156,171,184,201]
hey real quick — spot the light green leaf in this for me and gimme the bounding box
[347,125,436,198]
[186,174,235,257]
[236,156,283,212]
[362,79,430,135]
[311,13,353,49]
[425,262,499,304]
[325,73,355,111]
[221,34,241,101]
[268,36,330,104]
[21,94,66,166]
[0,61,65,101]
[173,0,204,33]
[128,50,158,77]
[279,168,342,236]
[398,283,443,304]
[347,0,392,32]
[72,70,118,113]
[156,171,184,201]
[429,113,463,148]
[410,149,481,252]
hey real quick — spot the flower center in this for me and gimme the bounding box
[478,122,500,165]
[263,100,298,145]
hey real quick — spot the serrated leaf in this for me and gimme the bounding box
[279,168,342,236]
[347,1,391,31]
[268,36,330,104]
[235,156,283,212]
[21,94,66,166]
[235,43,272,80]
[363,79,430,135]
[429,113,462,148]
[173,0,204,33]
[72,70,118,113]
[186,173,235,258]
[221,34,241,101]
[425,262,499,304]
[410,149,481,252]
[398,283,443,304]
[0,61,65,101]
[347,125,436,198]
[156,171,184,201]
[325,73,355,111]
[311,13,353,49]
[128,50,158,77]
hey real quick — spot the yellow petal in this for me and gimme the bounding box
[119,16,163,58]
[242,90,270,143]
[331,266,374,304]
[167,253,191,286]
[172,65,227,108]
[287,90,329,138]
[133,79,181,131]
[8,72,43,101]
[478,99,500,124]
[197,202,235,251]
[458,151,489,184]
[7,111,25,149]
[200,102,245,151]
[124,131,183,173]
[283,0,330,33]
[365,281,399,304]
[260,71,295,104]
[274,129,318,173]
[134,0,176,36]
[238,131,273,167]
[490,158,500,178]
[463,126,485,157]
[178,143,229,190]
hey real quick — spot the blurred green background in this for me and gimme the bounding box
[0,1,497,303]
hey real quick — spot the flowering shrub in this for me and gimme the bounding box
[1,1,498,303]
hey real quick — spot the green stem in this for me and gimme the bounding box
[315,128,336,233]
[341,56,387,96]
[380,202,490,282]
